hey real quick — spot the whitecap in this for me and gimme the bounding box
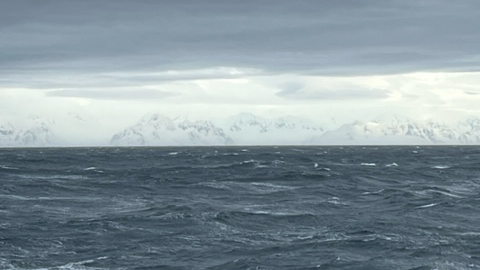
[362,189,384,195]
[196,181,229,190]
[457,232,480,236]
[241,159,255,164]
[223,152,238,156]
[17,174,89,180]
[240,149,249,152]
[0,194,31,201]
[168,152,178,155]
[247,182,297,194]
[254,164,269,168]
[12,256,109,270]
[327,197,347,205]
[360,163,376,166]
[429,189,463,198]
[271,160,285,166]
[200,181,296,195]
[250,182,293,190]
[246,210,311,216]
[444,185,478,196]
[314,165,331,171]
[250,182,294,191]
[297,235,314,240]
[432,165,450,169]
[0,165,18,170]
[385,163,398,167]
[416,203,438,209]
[83,167,97,171]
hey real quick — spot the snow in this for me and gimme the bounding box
[0,116,57,147]
[110,114,233,146]
[315,116,480,145]
[225,113,324,145]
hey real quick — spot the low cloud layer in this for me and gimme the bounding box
[277,83,391,100]
[46,89,178,100]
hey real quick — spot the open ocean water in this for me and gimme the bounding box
[0,146,479,270]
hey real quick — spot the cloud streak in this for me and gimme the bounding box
[277,87,391,100]
[46,89,178,100]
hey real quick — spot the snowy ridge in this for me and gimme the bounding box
[316,115,480,145]
[110,114,233,146]
[226,113,324,145]
[0,116,57,147]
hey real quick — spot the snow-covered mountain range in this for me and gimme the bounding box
[110,114,233,146]
[108,113,480,146]
[316,115,480,145]
[2,113,480,147]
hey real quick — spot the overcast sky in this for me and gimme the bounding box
[1,0,480,131]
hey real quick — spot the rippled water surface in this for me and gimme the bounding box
[0,146,479,269]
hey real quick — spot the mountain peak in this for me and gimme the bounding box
[226,112,324,145]
[0,120,56,147]
[111,114,233,146]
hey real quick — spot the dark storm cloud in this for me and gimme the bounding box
[1,0,480,83]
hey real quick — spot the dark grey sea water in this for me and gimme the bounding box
[0,146,479,270]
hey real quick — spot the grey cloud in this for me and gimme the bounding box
[276,82,306,96]
[0,69,261,90]
[401,93,420,100]
[1,0,480,81]
[46,89,178,100]
[277,87,391,100]
[464,91,480,96]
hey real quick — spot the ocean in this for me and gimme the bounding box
[0,146,479,270]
